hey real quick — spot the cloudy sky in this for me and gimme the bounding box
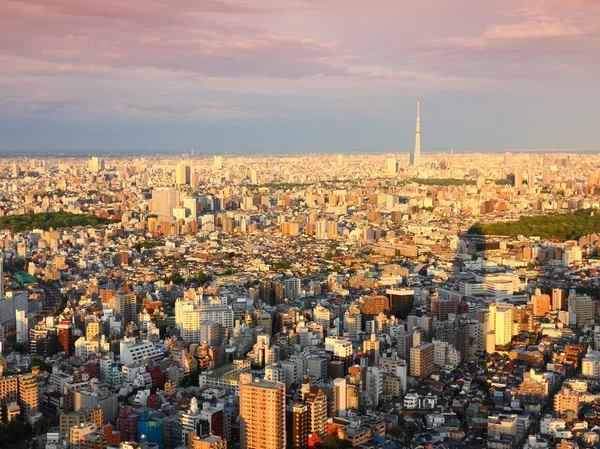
[1,0,599,153]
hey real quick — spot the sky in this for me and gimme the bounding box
[0,0,599,153]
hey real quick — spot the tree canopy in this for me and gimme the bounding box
[0,212,116,232]
[468,209,600,240]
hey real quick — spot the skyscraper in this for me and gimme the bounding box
[15,309,28,343]
[176,162,191,185]
[151,187,180,221]
[239,373,286,449]
[411,102,421,166]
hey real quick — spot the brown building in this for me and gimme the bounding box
[287,403,309,449]
[239,374,286,449]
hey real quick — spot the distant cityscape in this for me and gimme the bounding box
[1,0,599,448]
[1,138,600,449]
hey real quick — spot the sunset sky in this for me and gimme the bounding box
[1,0,599,153]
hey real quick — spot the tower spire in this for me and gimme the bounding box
[412,102,421,166]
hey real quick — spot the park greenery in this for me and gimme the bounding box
[468,209,600,240]
[133,241,165,251]
[0,212,116,232]
[410,178,477,186]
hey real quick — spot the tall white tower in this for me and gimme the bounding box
[412,102,421,166]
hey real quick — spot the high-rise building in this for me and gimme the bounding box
[568,294,594,326]
[386,158,397,175]
[176,162,191,185]
[386,289,414,319]
[552,288,567,311]
[306,386,327,437]
[58,321,75,356]
[151,187,180,221]
[89,156,104,173]
[365,367,383,407]
[411,102,421,166]
[514,165,523,189]
[409,342,434,377]
[18,373,39,422]
[111,293,138,325]
[286,403,308,449]
[239,373,286,449]
[15,309,28,343]
[489,303,514,347]
[532,293,551,317]
[344,304,361,341]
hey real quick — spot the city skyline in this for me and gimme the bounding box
[1,0,599,152]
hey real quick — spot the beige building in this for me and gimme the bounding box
[554,388,580,415]
[189,433,227,449]
[239,373,286,449]
[488,414,518,438]
[60,408,103,440]
[410,343,434,377]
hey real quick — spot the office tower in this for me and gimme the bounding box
[89,156,104,173]
[151,187,180,221]
[386,289,415,319]
[504,152,513,166]
[489,303,514,347]
[514,165,523,189]
[387,158,397,175]
[568,294,594,326]
[213,156,223,169]
[287,403,309,449]
[409,342,434,377]
[411,102,421,166]
[284,278,301,301]
[431,297,457,321]
[306,387,327,437]
[176,162,191,185]
[239,373,286,449]
[184,196,198,218]
[15,309,28,343]
[111,293,138,325]
[552,288,567,311]
[58,321,75,356]
[542,168,552,186]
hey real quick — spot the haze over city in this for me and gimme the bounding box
[1,0,599,153]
